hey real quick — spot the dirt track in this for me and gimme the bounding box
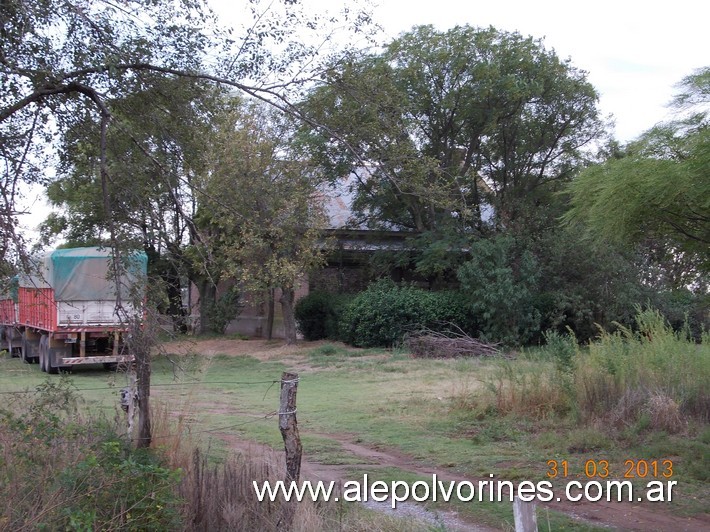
[160,338,710,531]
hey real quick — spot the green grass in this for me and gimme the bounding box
[1,332,707,530]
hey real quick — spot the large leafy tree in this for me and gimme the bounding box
[203,100,328,344]
[301,25,604,243]
[565,67,710,284]
[1,0,373,449]
[1,0,218,260]
[42,76,228,331]
[1,0,375,267]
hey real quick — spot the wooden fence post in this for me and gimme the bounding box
[276,371,302,531]
[513,496,538,532]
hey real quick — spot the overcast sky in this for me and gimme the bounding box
[212,0,708,143]
[19,0,708,242]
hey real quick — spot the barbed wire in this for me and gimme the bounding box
[149,411,280,441]
[0,379,282,395]
[0,368,304,446]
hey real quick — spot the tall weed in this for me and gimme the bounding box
[579,309,709,428]
[471,309,709,432]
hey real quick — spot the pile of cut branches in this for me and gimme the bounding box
[404,326,504,358]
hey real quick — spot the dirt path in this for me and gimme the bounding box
[161,339,710,531]
[214,429,710,532]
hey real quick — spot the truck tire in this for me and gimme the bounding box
[12,329,21,357]
[4,327,20,357]
[21,332,38,364]
[46,340,59,375]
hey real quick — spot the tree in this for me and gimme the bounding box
[41,76,231,332]
[457,235,541,345]
[301,25,604,244]
[564,67,710,282]
[1,0,376,268]
[202,100,328,344]
[1,0,374,449]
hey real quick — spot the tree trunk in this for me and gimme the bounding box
[266,288,275,340]
[279,287,297,345]
[127,314,152,450]
[135,345,152,449]
[165,267,187,334]
[197,279,217,334]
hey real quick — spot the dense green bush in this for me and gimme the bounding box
[650,289,710,341]
[457,235,541,346]
[339,279,474,347]
[206,285,243,334]
[294,290,352,341]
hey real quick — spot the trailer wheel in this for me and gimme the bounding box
[3,327,20,357]
[21,332,38,364]
[10,330,21,357]
[46,341,59,375]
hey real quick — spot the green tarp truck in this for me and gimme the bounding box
[0,247,147,373]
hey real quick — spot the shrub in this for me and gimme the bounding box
[207,286,243,334]
[578,308,710,425]
[339,279,474,347]
[0,378,182,530]
[542,329,577,374]
[456,235,541,346]
[294,291,351,341]
[474,309,710,434]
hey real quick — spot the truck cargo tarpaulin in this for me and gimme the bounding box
[33,247,147,302]
[1,247,147,371]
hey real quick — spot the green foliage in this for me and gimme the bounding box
[339,279,473,347]
[564,67,710,279]
[203,100,329,342]
[312,344,340,356]
[578,309,710,424]
[531,225,648,342]
[302,24,603,241]
[542,329,578,375]
[294,290,352,341]
[457,236,541,345]
[476,309,709,444]
[60,442,182,531]
[0,378,182,530]
[206,285,243,335]
[650,289,709,341]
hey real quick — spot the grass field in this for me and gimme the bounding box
[1,331,707,531]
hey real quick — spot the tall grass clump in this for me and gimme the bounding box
[0,378,182,531]
[468,308,708,435]
[576,308,709,430]
[484,359,572,419]
[176,447,332,531]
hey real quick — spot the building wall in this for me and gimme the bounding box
[189,277,309,339]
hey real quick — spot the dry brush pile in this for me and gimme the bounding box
[404,327,505,359]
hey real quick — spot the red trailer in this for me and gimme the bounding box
[0,247,147,373]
